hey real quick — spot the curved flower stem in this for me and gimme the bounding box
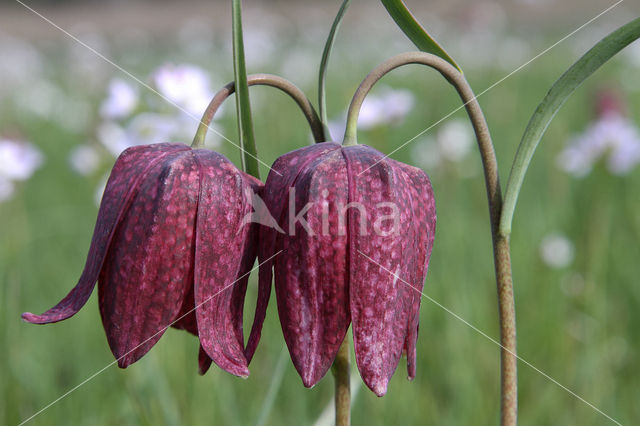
[332,339,351,426]
[192,73,325,148]
[344,52,517,425]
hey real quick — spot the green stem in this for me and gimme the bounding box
[332,339,351,426]
[500,17,640,238]
[318,0,351,140]
[380,0,460,72]
[192,74,325,148]
[232,0,259,178]
[495,236,517,426]
[344,51,516,425]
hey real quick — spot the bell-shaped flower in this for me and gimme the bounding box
[252,142,436,396]
[22,142,261,377]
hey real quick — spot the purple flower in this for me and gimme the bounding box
[251,142,436,396]
[22,143,262,377]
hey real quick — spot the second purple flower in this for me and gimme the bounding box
[252,142,436,396]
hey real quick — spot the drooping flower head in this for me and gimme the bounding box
[23,143,262,377]
[251,142,436,396]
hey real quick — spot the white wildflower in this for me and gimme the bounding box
[410,119,473,170]
[358,87,415,130]
[557,115,640,177]
[410,136,442,170]
[126,113,182,146]
[69,145,101,176]
[358,96,386,130]
[437,119,474,162]
[98,114,184,157]
[100,78,139,119]
[383,89,415,123]
[152,64,213,115]
[0,139,44,181]
[540,233,575,269]
[97,121,130,157]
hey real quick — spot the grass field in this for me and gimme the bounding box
[1,1,640,425]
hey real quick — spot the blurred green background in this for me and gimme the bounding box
[1,0,640,425]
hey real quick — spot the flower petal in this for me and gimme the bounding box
[343,145,414,397]
[392,161,436,380]
[98,150,199,367]
[22,143,189,324]
[274,149,350,387]
[247,142,340,362]
[193,150,254,377]
[198,345,213,375]
[172,279,198,336]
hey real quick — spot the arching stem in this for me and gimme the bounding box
[192,74,325,149]
[344,51,517,425]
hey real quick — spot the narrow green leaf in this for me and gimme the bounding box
[381,0,460,72]
[232,0,260,179]
[318,0,351,141]
[500,17,640,237]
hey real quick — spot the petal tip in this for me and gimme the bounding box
[225,362,250,378]
[300,367,322,389]
[21,311,55,324]
[116,353,137,369]
[302,380,316,389]
[373,383,388,397]
[364,377,388,397]
[21,312,37,323]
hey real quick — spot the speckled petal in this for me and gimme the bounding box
[98,150,199,367]
[172,279,198,336]
[175,171,260,369]
[343,145,415,397]
[193,150,253,377]
[232,174,262,359]
[247,142,340,362]
[274,149,350,387]
[391,161,436,380]
[22,143,189,324]
[198,345,213,375]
